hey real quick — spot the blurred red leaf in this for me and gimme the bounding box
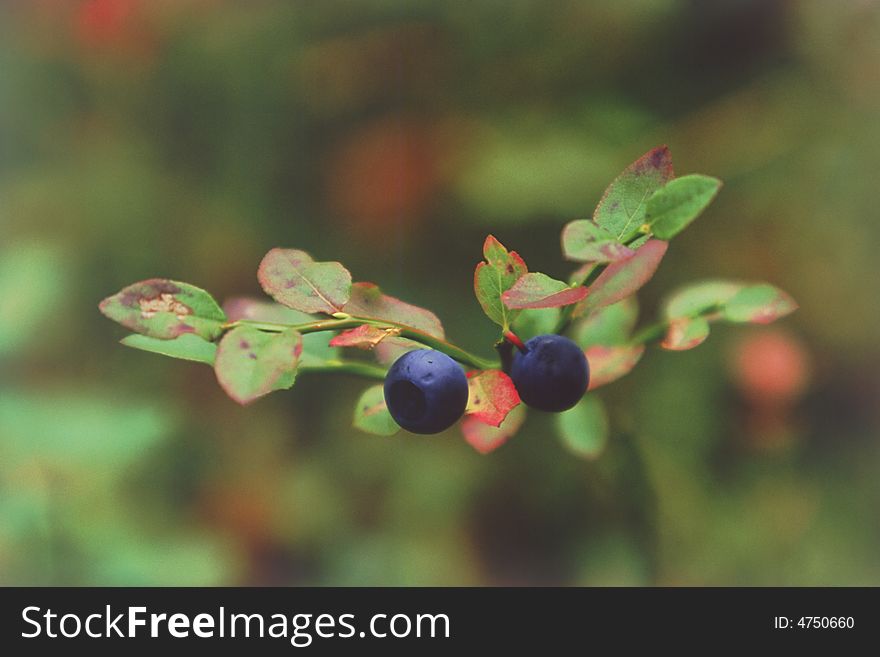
[661,317,710,351]
[586,344,645,390]
[461,405,527,455]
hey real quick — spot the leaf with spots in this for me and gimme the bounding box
[586,344,645,390]
[502,273,588,310]
[353,384,400,436]
[257,248,352,315]
[329,324,400,350]
[465,370,521,427]
[223,296,339,367]
[343,282,444,337]
[214,326,303,405]
[120,333,217,365]
[644,174,722,239]
[721,284,798,324]
[473,235,528,329]
[555,395,609,460]
[661,317,710,351]
[99,279,226,340]
[579,240,668,313]
[461,404,526,455]
[594,145,674,242]
[561,220,636,264]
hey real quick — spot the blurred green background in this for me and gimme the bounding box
[2,0,879,586]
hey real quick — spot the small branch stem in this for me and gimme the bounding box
[224,317,498,371]
[299,360,387,380]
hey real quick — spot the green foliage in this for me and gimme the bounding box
[572,298,639,348]
[121,333,217,365]
[645,174,723,239]
[562,220,635,264]
[344,283,444,337]
[555,395,609,459]
[474,235,528,329]
[594,145,674,241]
[353,384,400,436]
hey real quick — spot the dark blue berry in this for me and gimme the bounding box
[384,349,469,434]
[510,334,589,412]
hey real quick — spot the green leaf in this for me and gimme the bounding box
[572,297,638,348]
[561,220,635,263]
[120,333,217,365]
[99,279,226,340]
[461,404,527,454]
[580,240,667,313]
[663,280,745,319]
[661,316,711,351]
[594,145,674,241]
[214,326,303,405]
[465,370,521,427]
[511,307,560,342]
[502,273,588,309]
[473,235,528,329]
[645,174,722,239]
[556,394,609,460]
[722,284,798,324]
[353,384,400,436]
[258,248,352,315]
[586,344,645,390]
[343,282,444,337]
[223,296,339,367]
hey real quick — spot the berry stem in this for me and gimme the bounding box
[299,360,387,380]
[223,317,498,371]
[503,330,527,352]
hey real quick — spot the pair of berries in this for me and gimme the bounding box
[384,334,590,434]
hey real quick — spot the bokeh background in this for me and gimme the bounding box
[2,0,879,586]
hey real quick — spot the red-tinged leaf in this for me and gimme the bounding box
[663,281,745,320]
[257,248,352,315]
[594,145,674,241]
[343,282,444,337]
[214,326,303,405]
[465,370,521,427]
[561,219,636,264]
[661,317,710,351]
[502,273,588,309]
[329,324,400,349]
[473,235,529,328]
[586,344,645,390]
[721,284,798,324]
[581,240,668,312]
[99,279,226,340]
[461,404,527,455]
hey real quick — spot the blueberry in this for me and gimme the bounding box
[384,349,469,434]
[509,334,589,412]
